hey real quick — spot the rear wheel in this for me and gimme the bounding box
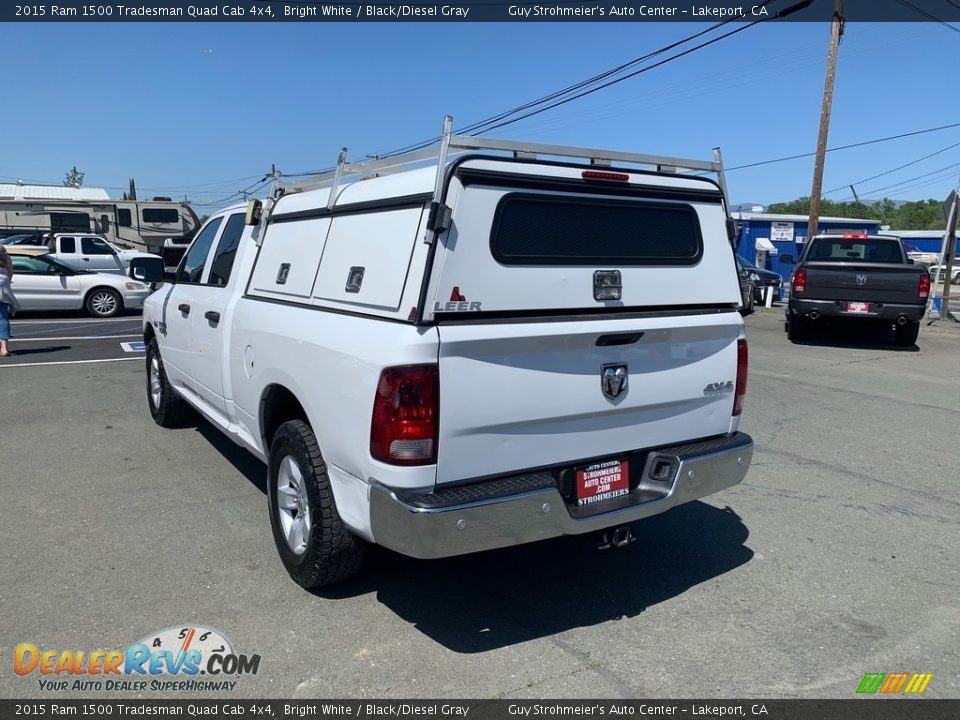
[267,420,366,589]
[146,339,193,427]
[894,320,920,347]
[86,287,122,318]
[787,315,809,343]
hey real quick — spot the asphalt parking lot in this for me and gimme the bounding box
[1,309,958,699]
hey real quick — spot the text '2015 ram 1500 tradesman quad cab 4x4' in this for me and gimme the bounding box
[131,122,754,588]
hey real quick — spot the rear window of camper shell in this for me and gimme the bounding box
[490,193,703,266]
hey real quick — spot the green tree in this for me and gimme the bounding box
[128,178,138,201]
[63,166,84,188]
[765,196,946,230]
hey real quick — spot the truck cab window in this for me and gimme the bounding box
[81,237,114,255]
[207,214,245,287]
[177,217,223,284]
[59,237,76,253]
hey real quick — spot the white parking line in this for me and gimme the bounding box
[11,317,138,325]
[11,334,141,343]
[0,357,142,368]
[15,322,141,337]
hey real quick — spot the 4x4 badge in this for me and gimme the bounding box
[601,364,628,399]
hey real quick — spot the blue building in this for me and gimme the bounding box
[734,212,882,282]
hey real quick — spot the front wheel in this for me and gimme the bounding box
[146,339,193,427]
[86,287,122,318]
[267,420,366,589]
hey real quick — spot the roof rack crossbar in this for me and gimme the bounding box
[278,115,724,196]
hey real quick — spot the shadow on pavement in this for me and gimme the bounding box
[323,501,752,653]
[194,419,753,653]
[790,322,920,352]
[197,421,267,495]
[1,345,71,357]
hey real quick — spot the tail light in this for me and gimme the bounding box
[792,268,807,296]
[370,365,439,465]
[733,338,748,416]
[918,273,930,299]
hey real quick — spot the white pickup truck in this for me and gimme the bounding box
[15,233,161,275]
[131,124,753,588]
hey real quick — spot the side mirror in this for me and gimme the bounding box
[907,257,915,264]
[780,254,794,264]
[128,256,165,283]
[245,199,263,226]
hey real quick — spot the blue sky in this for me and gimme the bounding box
[3,20,959,211]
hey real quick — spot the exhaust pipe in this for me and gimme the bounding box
[808,310,820,321]
[598,526,635,550]
[896,316,908,326]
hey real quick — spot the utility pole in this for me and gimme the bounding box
[940,192,957,320]
[807,0,844,239]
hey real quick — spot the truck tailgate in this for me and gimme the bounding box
[803,263,924,304]
[435,313,741,484]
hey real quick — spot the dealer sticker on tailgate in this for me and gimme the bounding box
[575,460,630,506]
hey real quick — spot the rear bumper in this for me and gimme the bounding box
[789,298,925,321]
[369,432,753,559]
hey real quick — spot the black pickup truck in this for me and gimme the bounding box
[783,234,930,346]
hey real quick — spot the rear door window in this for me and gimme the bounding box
[491,194,703,266]
[206,214,245,287]
[177,217,223,284]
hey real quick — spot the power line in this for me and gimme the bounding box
[724,121,960,172]
[893,0,960,32]
[375,0,795,159]
[824,141,960,194]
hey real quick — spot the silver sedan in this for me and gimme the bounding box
[8,252,152,318]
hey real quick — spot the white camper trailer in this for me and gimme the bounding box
[0,184,200,266]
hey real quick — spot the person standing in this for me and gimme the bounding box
[0,245,20,357]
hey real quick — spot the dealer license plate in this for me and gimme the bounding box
[846,302,870,314]
[575,460,630,507]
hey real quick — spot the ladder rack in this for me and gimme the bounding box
[273,115,731,212]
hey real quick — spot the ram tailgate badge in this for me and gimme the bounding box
[601,363,628,399]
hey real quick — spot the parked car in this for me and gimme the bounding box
[925,264,960,285]
[734,256,759,315]
[10,233,162,276]
[0,233,47,247]
[782,234,930,346]
[8,251,152,317]
[737,255,782,303]
[132,129,753,589]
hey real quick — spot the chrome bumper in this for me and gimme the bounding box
[369,432,753,559]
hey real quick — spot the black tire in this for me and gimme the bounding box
[267,420,366,589]
[146,338,193,427]
[85,287,122,318]
[894,320,920,347]
[739,288,755,317]
[787,315,809,343]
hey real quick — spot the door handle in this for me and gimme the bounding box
[178,303,190,315]
[596,332,644,347]
[204,310,221,324]
[82,258,90,262]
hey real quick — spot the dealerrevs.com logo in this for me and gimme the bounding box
[14,626,261,692]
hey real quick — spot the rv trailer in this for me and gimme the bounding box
[0,184,200,267]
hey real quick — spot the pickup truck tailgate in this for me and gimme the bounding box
[435,314,741,484]
[804,262,924,303]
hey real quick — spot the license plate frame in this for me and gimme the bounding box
[574,460,630,507]
[845,301,871,314]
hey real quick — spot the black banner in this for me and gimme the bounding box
[4,0,960,23]
[1,700,959,720]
